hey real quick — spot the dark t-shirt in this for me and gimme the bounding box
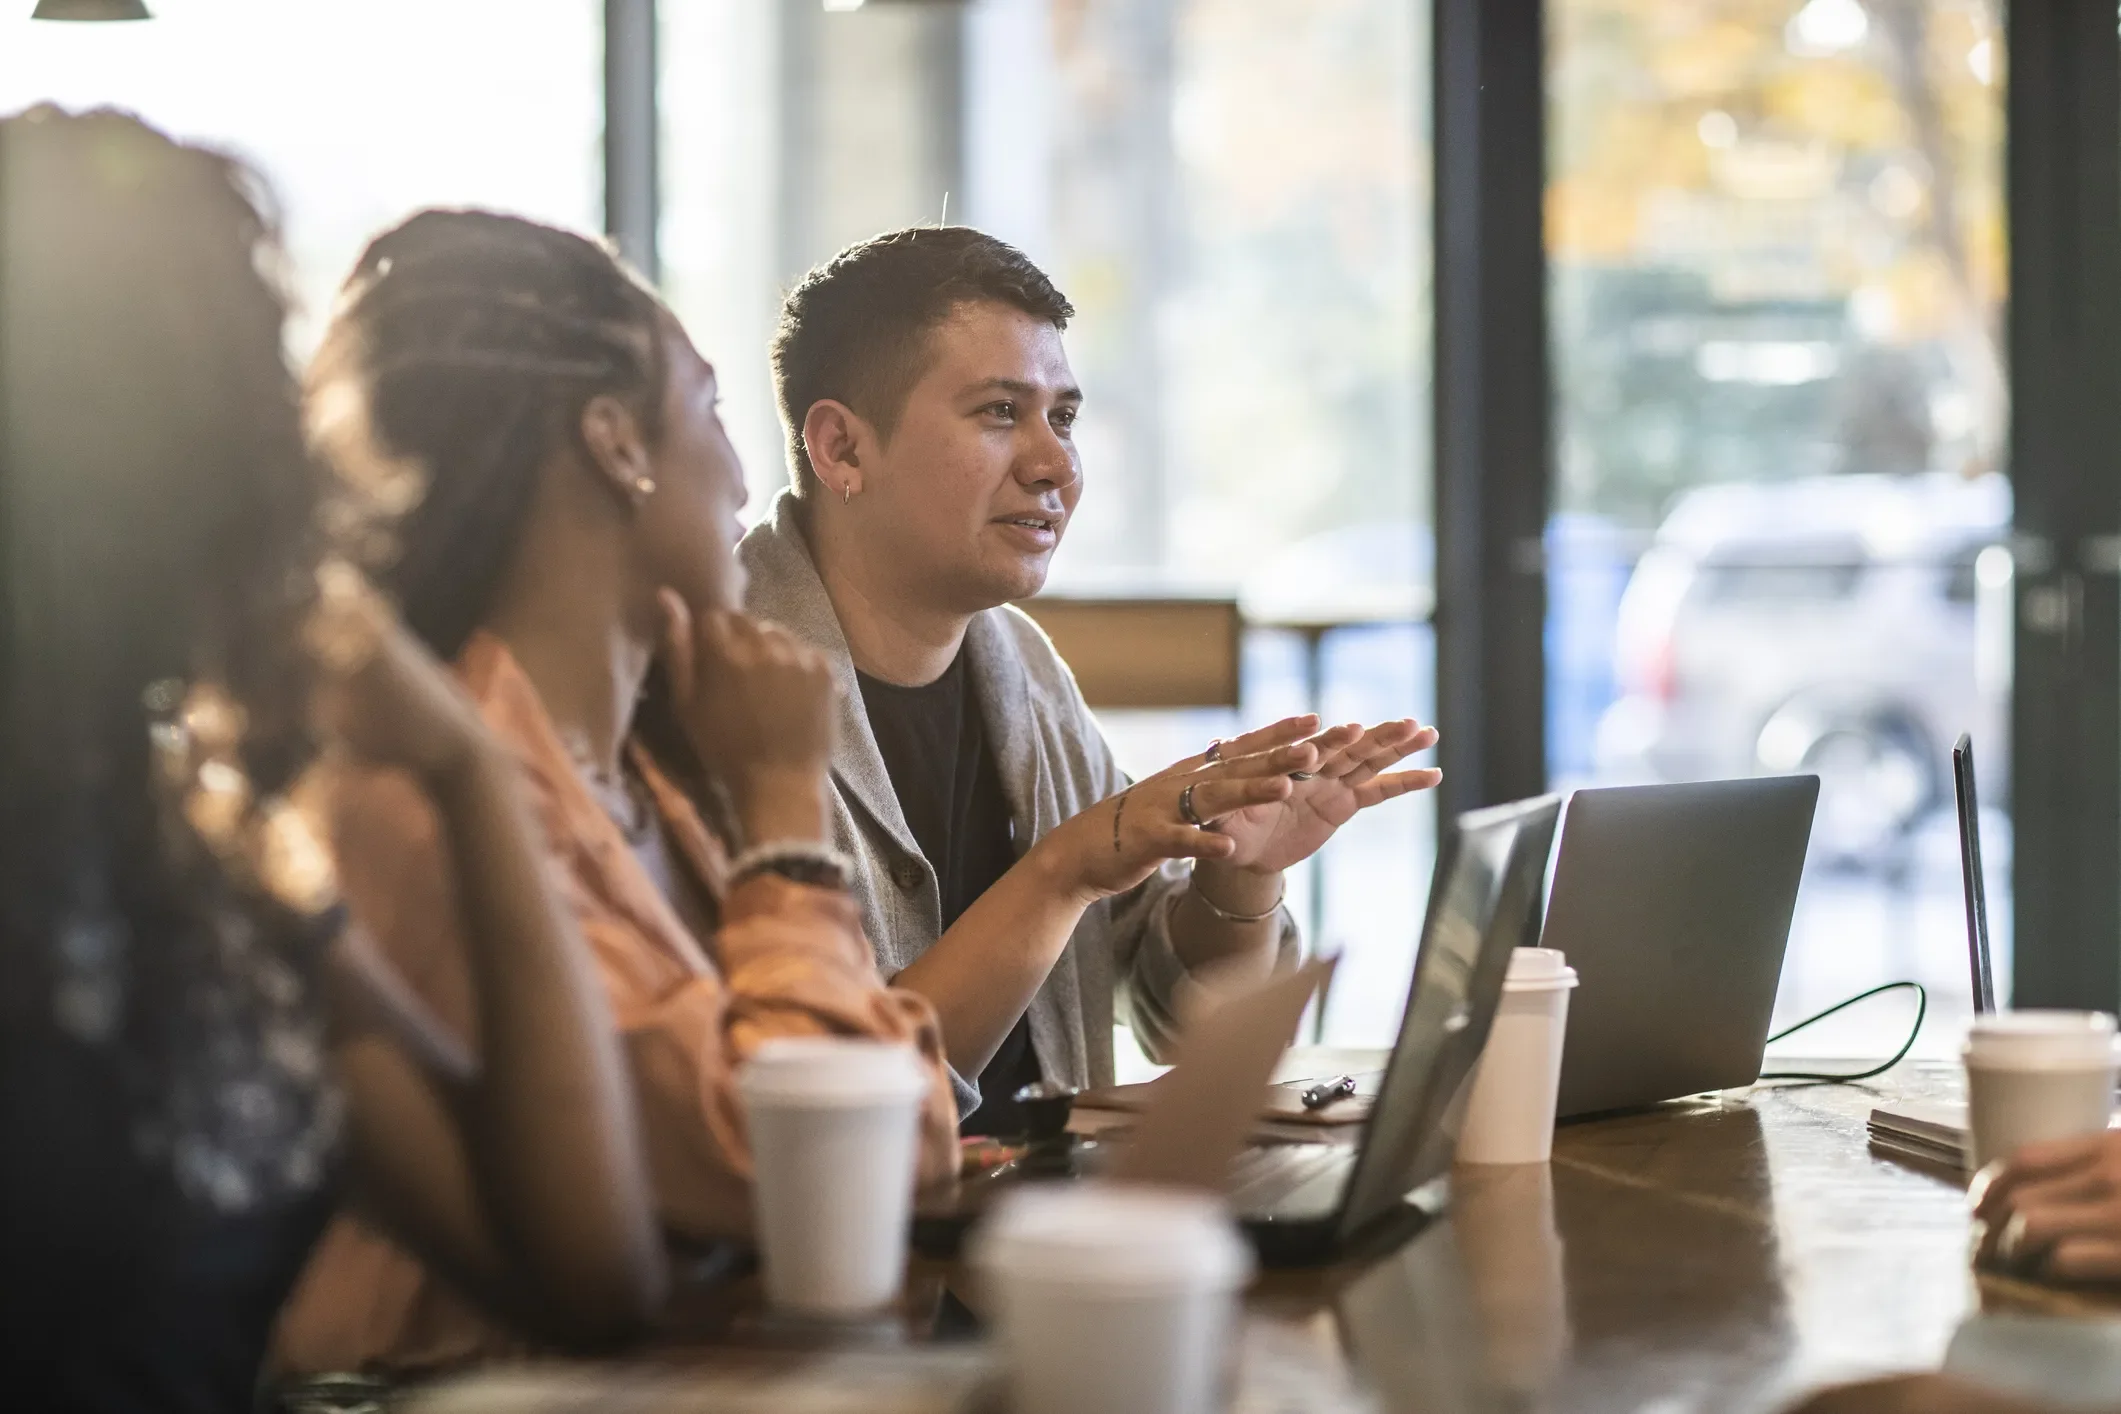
[857,651,1042,1138]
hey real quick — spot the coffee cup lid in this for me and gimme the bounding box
[969,1183,1253,1293]
[1503,946,1578,991]
[738,1037,930,1108]
[1963,1010,2120,1070]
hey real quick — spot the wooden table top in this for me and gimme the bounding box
[413,1061,2121,1414]
[1340,1065,1983,1412]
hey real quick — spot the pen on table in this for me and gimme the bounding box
[1301,1074,1358,1110]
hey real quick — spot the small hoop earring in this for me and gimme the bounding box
[633,476,656,499]
[843,483,852,505]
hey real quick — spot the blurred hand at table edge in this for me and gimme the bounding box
[1783,1374,2086,1414]
[307,560,490,786]
[1971,1132,2121,1284]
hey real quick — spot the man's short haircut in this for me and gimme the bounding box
[771,226,1074,491]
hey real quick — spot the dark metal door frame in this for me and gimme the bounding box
[2006,0,2121,1008]
[1432,0,1551,821]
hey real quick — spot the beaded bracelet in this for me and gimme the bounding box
[727,841,856,894]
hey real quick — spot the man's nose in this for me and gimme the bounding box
[1015,424,1080,491]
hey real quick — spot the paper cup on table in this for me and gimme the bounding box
[738,1037,928,1317]
[971,1185,1252,1414]
[1456,947,1578,1165]
[1962,1011,2117,1174]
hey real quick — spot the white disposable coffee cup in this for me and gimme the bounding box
[738,1037,929,1316]
[1962,1011,2118,1173]
[971,1184,1252,1414]
[1456,947,1579,1165]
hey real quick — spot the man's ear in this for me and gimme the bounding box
[801,399,872,501]
[579,393,654,505]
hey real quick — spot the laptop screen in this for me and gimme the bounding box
[1953,734,1996,1014]
[1334,795,1561,1236]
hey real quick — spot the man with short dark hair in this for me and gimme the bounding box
[739,227,1439,1133]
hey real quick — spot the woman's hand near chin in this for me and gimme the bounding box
[655,589,837,844]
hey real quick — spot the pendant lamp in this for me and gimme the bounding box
[32,1,152,20]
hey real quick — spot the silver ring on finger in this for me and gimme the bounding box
[1998,1210,2030,1264]
[1178,783,1206,828]
[1289,770,1316,782]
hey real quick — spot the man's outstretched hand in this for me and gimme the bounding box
[1206,717,1442,877]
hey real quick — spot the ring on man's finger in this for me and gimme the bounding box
[1178,783,1206,828]
[1997,1210,2031,1264]
[1289,771,1316,782]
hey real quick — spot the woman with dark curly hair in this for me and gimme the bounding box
[0,107,664,1411]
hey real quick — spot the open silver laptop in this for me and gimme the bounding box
[915,794,1563,1267]
[1548,776,1820,1119]
[1224,793,1563,1264]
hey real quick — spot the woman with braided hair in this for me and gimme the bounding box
[0,110,664,1411]
[273,209,960,1377]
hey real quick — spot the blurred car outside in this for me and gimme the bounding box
[1592,471,2010,869]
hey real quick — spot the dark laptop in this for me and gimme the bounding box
[1226,793,1562,1265]
[1863,734,2001,1167]
[1549,776,1820,1120]
[916,794,1562,1266]
[1953,733,1997,1014]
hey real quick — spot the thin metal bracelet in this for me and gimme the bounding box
[1187,872,1285,924]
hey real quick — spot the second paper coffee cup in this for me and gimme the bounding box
[1963,1011,2118,1174]
[972,1185,1252,1414]
[1456,947,1578,1165]
[738,1037,929,1317]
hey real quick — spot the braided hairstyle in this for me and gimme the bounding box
[310,209,671,661]
[308,209,715,802]
[0,107,334,1206]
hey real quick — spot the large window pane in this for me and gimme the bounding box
[1,0,603,352]
[663,0,960,510]
[1548,0,2008,1057]
[968,0,1436,1046]
[659,0,783,508]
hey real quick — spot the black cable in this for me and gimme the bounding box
[1756,980,1928,1084]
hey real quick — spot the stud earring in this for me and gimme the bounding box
[633,476,656,499]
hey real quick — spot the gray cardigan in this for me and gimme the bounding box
[737,491,1300,1113]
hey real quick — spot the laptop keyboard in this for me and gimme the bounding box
[1225,1143,1353,1213]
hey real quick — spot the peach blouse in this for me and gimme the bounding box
[273,633,958,1374]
